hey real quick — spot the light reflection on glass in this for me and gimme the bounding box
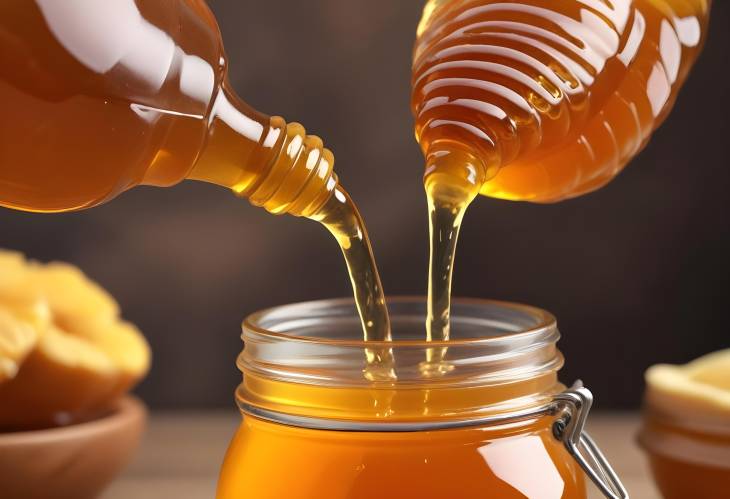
[479,435,565,499]
[36,0,215,106]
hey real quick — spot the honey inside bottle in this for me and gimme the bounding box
[0,1,390,349]
[412,0,710,351]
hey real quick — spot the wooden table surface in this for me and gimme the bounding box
[102,412,659,499]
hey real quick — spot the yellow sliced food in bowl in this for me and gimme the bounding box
[26,261,120,333]
[28,261,151,404]
[685,349,730,392]
[0,250,151,429]
[87,320,151,399]
[0,307,39,382]
[0,250,27,286]
[0,250,48,322]
[0,325,119,429]
[645,349,730,426]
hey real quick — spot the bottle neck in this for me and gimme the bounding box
[188,81,338,218]
[423,145,492,207]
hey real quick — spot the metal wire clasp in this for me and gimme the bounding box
[552,382,629,499]
[239,377,630,498]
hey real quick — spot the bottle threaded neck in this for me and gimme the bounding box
[244,118,338,218]
[423,144,493,206]
[187,82,338,218]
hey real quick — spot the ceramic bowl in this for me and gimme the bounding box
[0,396,146,499]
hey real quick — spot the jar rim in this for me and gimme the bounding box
[243,296,556,348]
[238,297,564,422]
[239,296,562,390]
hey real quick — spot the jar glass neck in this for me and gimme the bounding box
[237,298,564,423]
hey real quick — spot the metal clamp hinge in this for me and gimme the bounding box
[552,382,629,499]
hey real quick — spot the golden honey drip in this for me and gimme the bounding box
[313,188,394,380]
[421,178,474,376]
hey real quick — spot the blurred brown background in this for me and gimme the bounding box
[1,1,728,409]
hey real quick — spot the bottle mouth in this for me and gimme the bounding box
[240,296,562,387]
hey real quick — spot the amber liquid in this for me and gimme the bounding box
[422,184,472,375]
[651,456,730,499]
[642,417,730,499]
[0,1,391,350]
[413,0,709,346]
[313,190,394,379]
[218,412,586,499]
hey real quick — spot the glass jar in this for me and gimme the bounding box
[638,355,730,499]
[217,297,626,499]
[639,410,730,499]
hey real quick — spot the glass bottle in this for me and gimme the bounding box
[412,0,712,203]
[0,0,394,351]
[218,297,627,499]
[0,0,338,217]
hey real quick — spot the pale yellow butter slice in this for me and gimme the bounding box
[645,349,730,427]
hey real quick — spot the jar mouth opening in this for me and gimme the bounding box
[243,296,557,348]
[238,297,563,419]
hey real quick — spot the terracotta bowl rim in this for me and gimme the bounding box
[0,395,146,445]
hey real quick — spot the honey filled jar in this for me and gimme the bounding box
[217,298,627,499]
[638,351,730,499]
